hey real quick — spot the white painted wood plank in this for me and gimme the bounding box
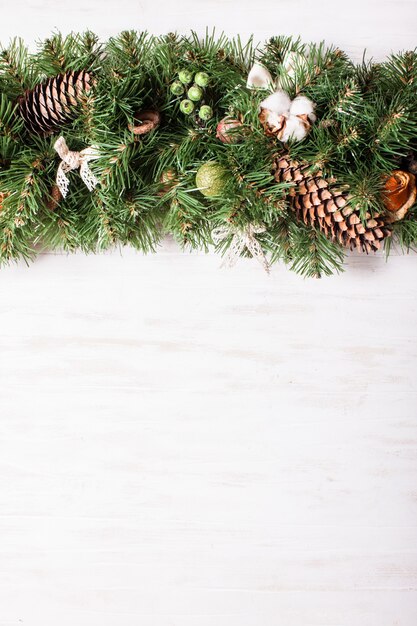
[1,0,416,60]
[0,248,417,625]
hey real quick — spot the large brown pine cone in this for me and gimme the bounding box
[274,155,391,252]
[19,70,93,134]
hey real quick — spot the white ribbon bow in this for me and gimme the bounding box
[54,136,100,198]
[212,223,270,273]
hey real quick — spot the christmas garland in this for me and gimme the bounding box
[0,31,416,277]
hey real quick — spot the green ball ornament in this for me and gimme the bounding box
[180,99,195,115]
[194,71,210,87]
[198,105,213,121]
[187,85,203,102]
[195,162,227,197]
[170,81,184,96]
[178,69,193,84]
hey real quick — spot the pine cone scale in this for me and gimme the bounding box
[65,73,77,106]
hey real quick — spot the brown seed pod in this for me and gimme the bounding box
[382,169,416,222]
[128,109,161,137]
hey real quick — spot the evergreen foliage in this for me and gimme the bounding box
[0,30,415,276]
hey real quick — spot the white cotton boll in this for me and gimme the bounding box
[247,63,274,90]
[281,115,308,142]
[264,110,286,129]
[260,90,291,115]
[290,95,315,118]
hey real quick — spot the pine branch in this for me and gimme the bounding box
[0,31,414,276]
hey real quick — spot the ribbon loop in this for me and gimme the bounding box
[54,136,99,198]
[212,223,270,273]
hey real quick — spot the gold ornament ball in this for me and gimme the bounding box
[195,162,227,197]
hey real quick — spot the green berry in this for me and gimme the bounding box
[187,85,203,102]
[194,72,209,87]
[170,81,184,96]
[178,69,193,84]
[180,99,195,115]
[198,105,213,121]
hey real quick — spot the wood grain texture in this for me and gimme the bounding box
[1,0,416,60]
[1,1,417,624]
[0,248,416,625]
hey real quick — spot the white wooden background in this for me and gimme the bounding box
[1,2,417,625]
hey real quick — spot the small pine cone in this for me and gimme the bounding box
[46,184,63,211]
[274,155,391,253]
[19,70,93,135]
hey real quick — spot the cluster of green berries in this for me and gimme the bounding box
[170,70,213,121]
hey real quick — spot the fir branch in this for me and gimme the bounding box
[287,223,345,278]
[0,31,414,276]
[0,38,34,94]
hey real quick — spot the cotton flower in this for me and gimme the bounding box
[247,62,316,143]
[259,91,315,143]
[290,95,316,122]
[281,115,309,142]
[260,90,292,116]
